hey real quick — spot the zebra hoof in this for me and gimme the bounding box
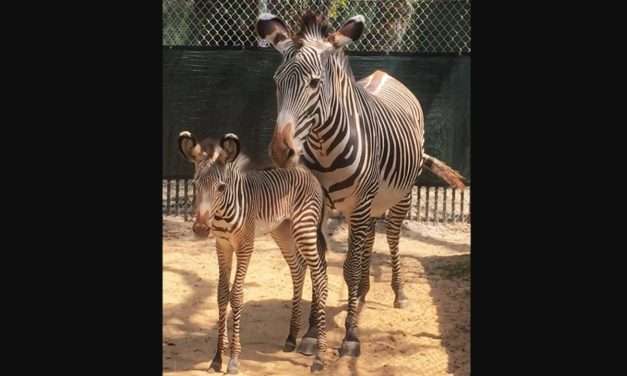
[339,340,361,357]
[394,299,409,309]
[310,358,325,373]
[283,336,297,352]
[207,353,222,373]
[297,337,318,356]
[226,358,239,374]
[394,289,409,309]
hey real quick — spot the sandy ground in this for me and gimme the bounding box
[163,216,470,376]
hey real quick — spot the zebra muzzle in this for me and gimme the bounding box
[192,211,211,238]
[270,119,300,167]
[192,221,210,238]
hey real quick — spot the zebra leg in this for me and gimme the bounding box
[298,209,329,356]
[297,286,319,356]
[209,240,233,373]
[319,197,332,247]
[226,240,254,375]
[357,218,376,308]
[294,225,329,372]
[270,221,306,353]
[309,263,329,372]
[340,202,373,358]
[385,193,412,308]
[297,198,331,356]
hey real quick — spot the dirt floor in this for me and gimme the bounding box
[163,216,470,376]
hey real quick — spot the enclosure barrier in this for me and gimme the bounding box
[163,177,470,224]
[163,0,471,54]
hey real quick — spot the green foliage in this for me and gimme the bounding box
[328,0,350,19]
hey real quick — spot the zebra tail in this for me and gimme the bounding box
[423,153,467,189]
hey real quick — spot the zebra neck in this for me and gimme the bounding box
[304,54,367,172]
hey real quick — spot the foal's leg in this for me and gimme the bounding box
[271,220,306,352]
[292,219,329,372]
[209,240,233,373]
[225,238,254,375]
[297,286,320,356]
[298,209,329,356]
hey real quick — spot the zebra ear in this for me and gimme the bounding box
[219,133,240,163]
[328,15,365,48]
[256,13,293,54]
[178,131,205,163]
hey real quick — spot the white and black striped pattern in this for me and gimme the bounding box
[179,132,329,374]
[257,11,466,358]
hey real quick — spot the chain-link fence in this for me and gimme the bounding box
[163,0,470,54]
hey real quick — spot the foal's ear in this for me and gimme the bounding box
[256,13,293,54]
[328,15,365,49]
[219,133,240,163]
[178,131,204,163]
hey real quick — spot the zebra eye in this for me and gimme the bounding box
[217,183,226,192]
[309,78,320,89]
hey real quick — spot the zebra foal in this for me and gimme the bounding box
[178,131,329,373]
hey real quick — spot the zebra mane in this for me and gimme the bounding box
[198,137,219,157]
[292,11,332,46]
[228,151,275,173]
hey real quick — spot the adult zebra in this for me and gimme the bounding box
[256,12,466,358]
